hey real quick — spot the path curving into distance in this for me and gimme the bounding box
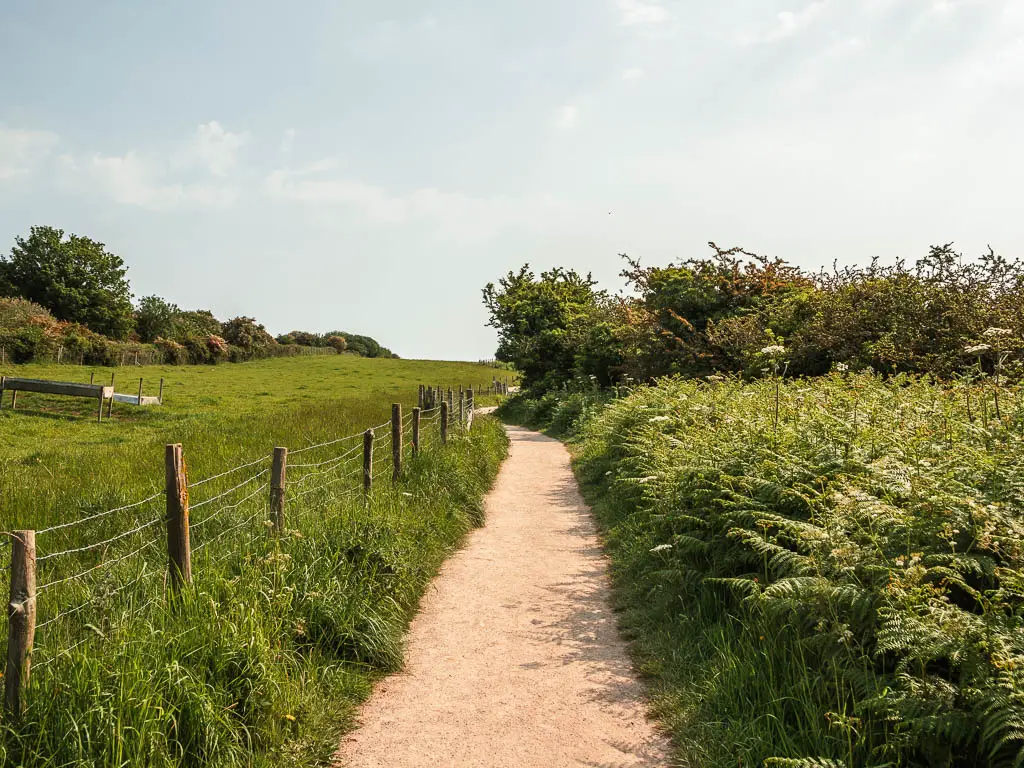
[335,421,671,768]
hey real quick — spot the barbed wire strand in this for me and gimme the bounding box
[38,516,163,563]
[191,468,270,511]
[36,492,163,536]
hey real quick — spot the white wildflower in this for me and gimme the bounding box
[650,416,670,423]
[706,375,725,382]
[982,327,1013,337]
[834,362,849,372]
[760,345,787,356]
[649,544,672,553]
[964,344,991,355]
[637,475,659,484]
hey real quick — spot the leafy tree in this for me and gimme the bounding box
[325,334,347,352]
[482,265,603,390]
[135,295,180,343]
[0,225,134,339]
[173,309,222,339]
[220,316,275,350]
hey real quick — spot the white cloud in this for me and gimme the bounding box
[553,104,579,131]
[280,128,296,153]
[184,121,247,176]
[0,126,59,180]
[263,160,568,242]
[739,1,828,45]
[616,0,670,26]
[620,67,646,81]
[60,151,238,211]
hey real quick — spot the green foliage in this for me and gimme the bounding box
[220,316,276,352]
[0,226,134,339]
[174,309,224,339]
[485,244,1024,387]
[508,373,1024,767]
[482,265,611,391]
[135,295,180,343]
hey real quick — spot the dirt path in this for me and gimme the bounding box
[335,423,671,767]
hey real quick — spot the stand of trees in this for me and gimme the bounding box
[0,225,396,365]
[484,242,1024,392]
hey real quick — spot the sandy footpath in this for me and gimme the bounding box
[335,423,671,767]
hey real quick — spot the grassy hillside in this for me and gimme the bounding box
[502,373,1024,767]
[0,355,509,767]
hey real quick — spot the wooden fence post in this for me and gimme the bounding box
[418,385,424,409]
[363,429,374,494]
[159,378,165,404]
[4,530,36,719]
[270,447,287,534]
[89,371,95,385]
[137,378,144,406]
[392,404,403,481]
[459,390,465,428]
[440,401,448,444]
[467,389,474,429]
[165,444,192,590]
[447,387,453,414]
[412,407,421,457]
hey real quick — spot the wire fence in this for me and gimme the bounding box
[0,384,491,713]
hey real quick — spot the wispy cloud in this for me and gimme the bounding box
[738,1,828,45]
[57,122,245,211]
[0,126,59,181]
[263,159,568,242]
[182,121,248,176]
[280,128,296,153]
[616,0,670,26]
[60,151,238,211]
[553,104,579,131]
[620,67,646,82]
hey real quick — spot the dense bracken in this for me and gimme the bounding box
[503,373,1024,767]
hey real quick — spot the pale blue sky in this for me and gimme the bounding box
[1,1,1021,359]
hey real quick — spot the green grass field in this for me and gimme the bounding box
[0,356,511,767]
[1,355,506,528]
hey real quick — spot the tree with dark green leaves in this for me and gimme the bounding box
[482,265,605,390]
[0,225,134,339]
[134,295,180,342]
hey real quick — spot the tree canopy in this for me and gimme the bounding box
[0,225,134,339]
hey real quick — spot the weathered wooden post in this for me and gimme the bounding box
[159,378,165,404]
[90,371,95,385]
[165,444,192,590]
[270,447,287,534]
[459,390,466,428]
[363,429,374,494]
[4,530,36,718]
[440,401,449,444]
[412,407,421,457]
[391,403,403,481]
[137,378,144,406]
[418,385,424,409]
[447,387,453,415]
[467,388,475,429]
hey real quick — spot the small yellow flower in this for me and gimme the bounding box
[283,713,296,722]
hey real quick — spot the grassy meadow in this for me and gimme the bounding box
[0,355,510,767]
[502,373,1024,767]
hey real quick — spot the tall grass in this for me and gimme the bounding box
[503,373,1024,767]
[0,356,509,767]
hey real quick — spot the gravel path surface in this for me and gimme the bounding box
[335,423,671,767]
